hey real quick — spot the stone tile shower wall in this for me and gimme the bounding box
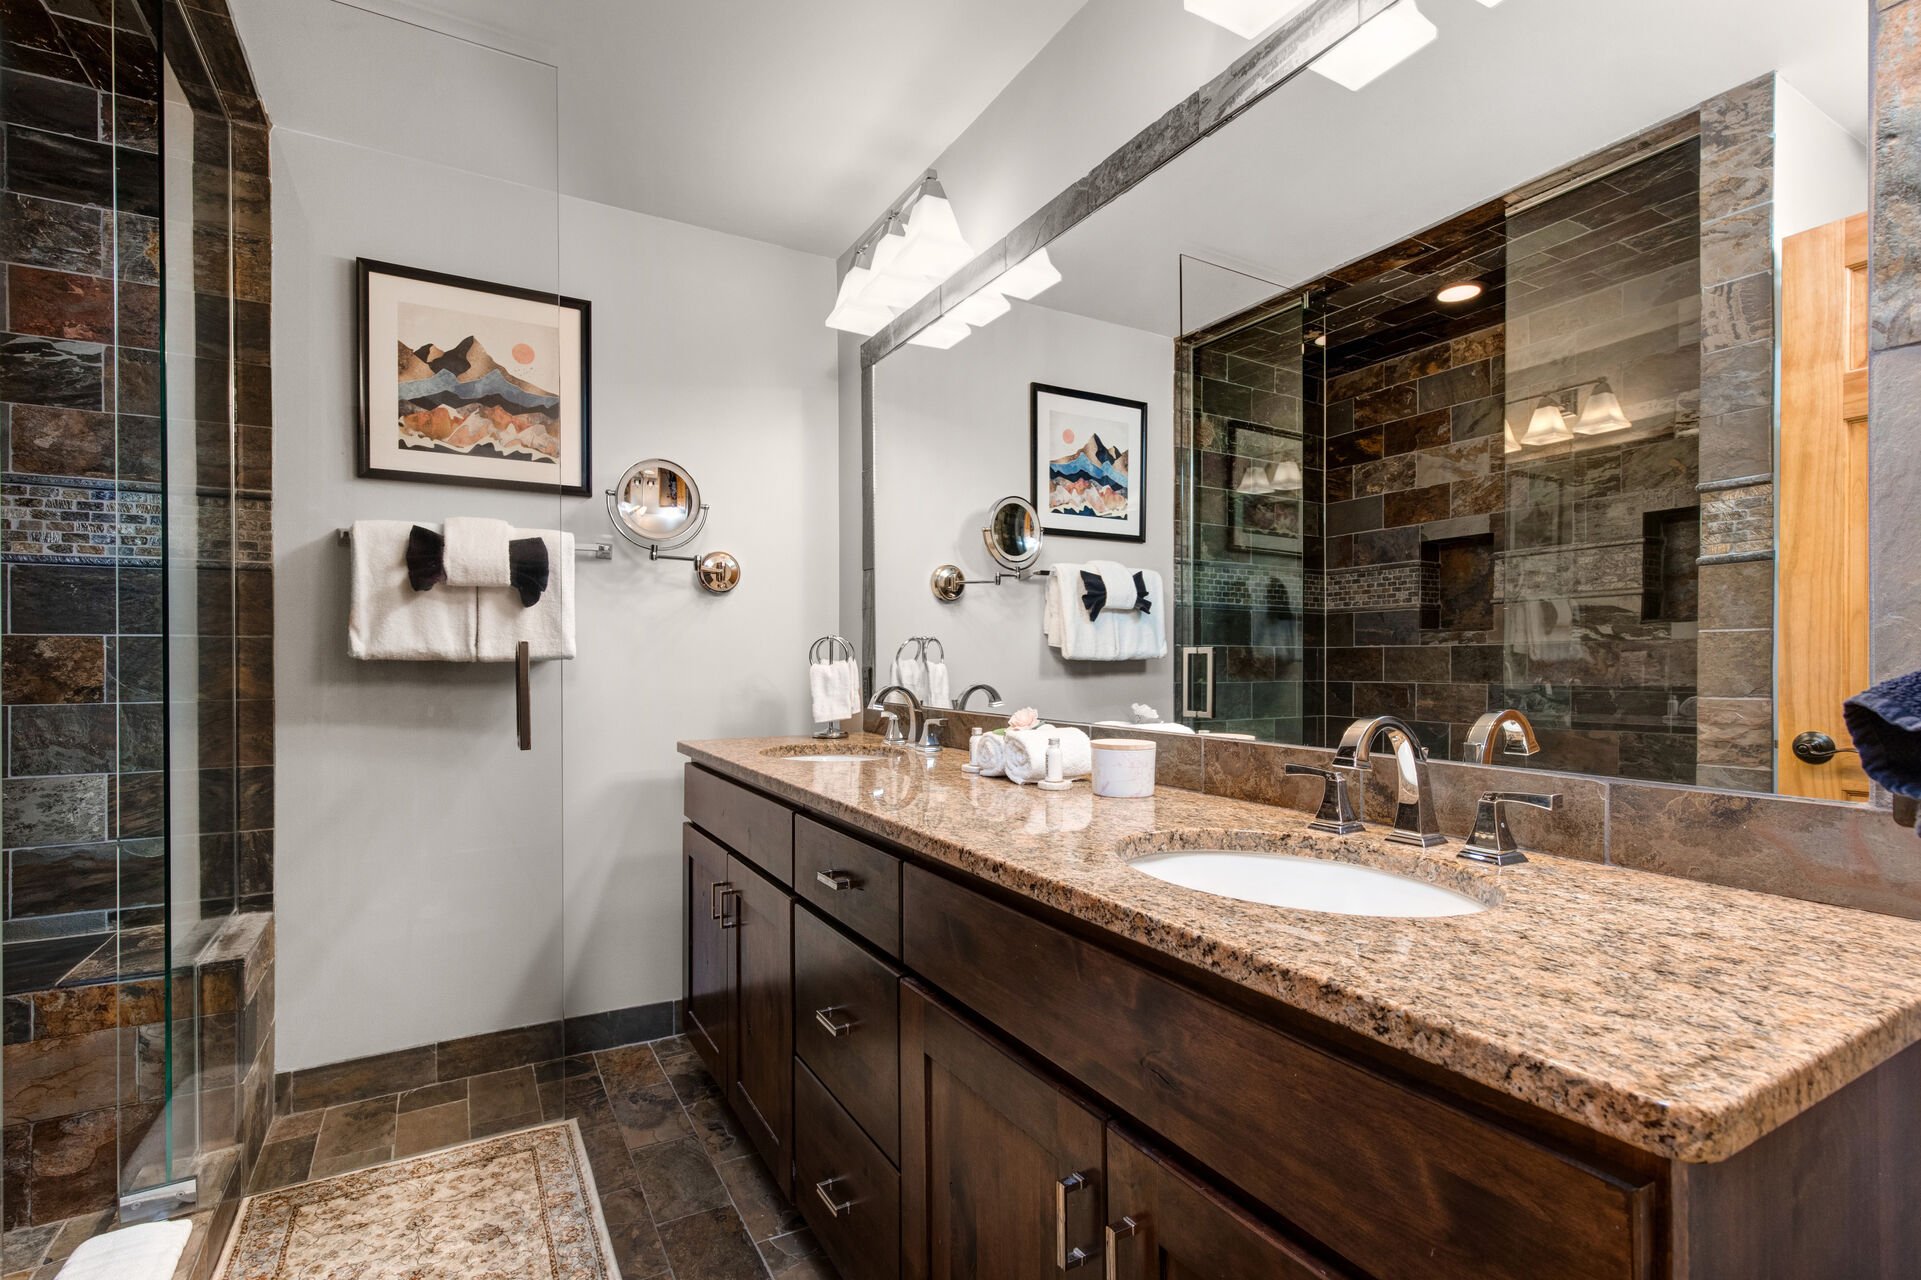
[0,0,275,1228]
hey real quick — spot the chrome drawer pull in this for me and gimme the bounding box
[1103,1216,1139,1280]
[813,1007,855,1038]
[1056,1171,1096,1269]
[815,869,856,892]
[814,1176,853,1218]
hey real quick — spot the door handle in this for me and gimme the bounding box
[1792,730,1859,765]
[814,869,856,892]
[813,1007,855,1038]
[1103,1216,1139,1280]
[1056,1171,1097,1270]
[1180,646,1214,719]
[709,880,731,920]
[814,1176,853,1218]
[719,888,740,929]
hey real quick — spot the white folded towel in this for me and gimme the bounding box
[57,1219,192,1280]
[892,653,930,702]
[348,520,476,661]
[810,658,862,723]
[1003,726,1093,786]
[1084,559,1142,613]
[476,528,576,661]
[1045,566,1167,662]
[441,516,514,587]
[925,659,952,709]
[969,730,1008,777]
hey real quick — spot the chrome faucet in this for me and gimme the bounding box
[1331,715,1446,847]
[957,683,1005,711]
[868,685,925,747]
[1461,709,1541,764]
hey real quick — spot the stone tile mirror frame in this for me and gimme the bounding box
[853,0,1921,919]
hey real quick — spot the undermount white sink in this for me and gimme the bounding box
[1130,849,1486,918]
[778,754,889,763]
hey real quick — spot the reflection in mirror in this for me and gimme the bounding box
[869,0,1867,795]
[611,458,703,548]
[983,496,1044,572]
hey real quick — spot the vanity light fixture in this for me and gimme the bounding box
[1435,280,1483,304]
[907,315,972,350]
[1520,395,1574,446]
[950,286,1011,327]
[1308,0,1438,91]
[1183,0,1314,39]
[889,182,975,285]
[1573,377,1633,435]
[1269,456,1304,490]
[824,243,894,335]
[994,248,1062,300]
[1235,461,1273,494]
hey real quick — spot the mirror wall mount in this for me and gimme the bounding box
[929,562,1052,602]
[930,495,1050,601]
[606,457,741,594]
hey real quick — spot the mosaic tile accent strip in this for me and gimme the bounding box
[1,478,161,562]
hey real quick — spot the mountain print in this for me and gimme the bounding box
[1049,433,1130,519]
[396,336,560,464]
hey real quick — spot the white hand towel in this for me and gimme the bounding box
[56,1218,192,1280]
[441,516,514,587]
[1003,726,1093,786]
[892,654,930,702]
[1084,559,1141,613]
[925,660,952,709]
[970,730,1008,777]
[1045,567,1167,662]
[476,528,576,661]
[837,658,863,719]
[1043,565,1080,650]
[348,520,476,661]
[810,659,863,723]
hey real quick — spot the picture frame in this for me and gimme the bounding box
[357,258,592,496]
[1030,382,1147,543]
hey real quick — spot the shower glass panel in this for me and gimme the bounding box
[1175,291,1309,740]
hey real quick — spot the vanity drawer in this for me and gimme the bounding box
[903,865,1656,1280]
[794,815,901,957]
[684,764,794,885]
[794,904,901,1164]
[796,1059,901,1280]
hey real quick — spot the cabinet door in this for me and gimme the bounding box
[901,980,1105,1280]
[729,854,794,1197]
[683,823,733,1089]
[1105,1125,1348,1280]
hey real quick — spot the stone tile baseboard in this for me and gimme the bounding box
[906,709,1921,922]
[273,1000,682,1115]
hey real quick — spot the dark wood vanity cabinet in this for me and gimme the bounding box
[899,980,1107,1280]
[729,853,794,1196]
[681,823,732,1084]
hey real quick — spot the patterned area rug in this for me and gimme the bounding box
[214,1122,615,1278]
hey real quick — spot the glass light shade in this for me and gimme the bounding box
[824,262,894,334]
[1573,380,1633,435]
[852,226,932,310]
[1520,397,1574,446]
[995,249,1061,300]
[1269,457,1304,490]
[1308,0,1438,90]
[1235,462,1271,494]
[906,316,971,350]
[949,287,1010,328]
[890,191,974,284]
[1502,419,1524,454]
[1183,0,1315,39]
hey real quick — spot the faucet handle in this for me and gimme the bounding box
[1285,763,1364,836]
[919,717,948,751]
[879,711,904,745]
[1460,791,1561,866]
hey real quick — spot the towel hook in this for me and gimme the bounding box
[921,636,945,662]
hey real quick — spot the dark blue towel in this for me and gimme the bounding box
[1843,669,1921,833]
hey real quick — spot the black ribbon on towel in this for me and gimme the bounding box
[1080,570,1151,622]
[406,524,551,607]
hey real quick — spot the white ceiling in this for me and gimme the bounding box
[302,0,1090,256]
[1029,0,1870,337]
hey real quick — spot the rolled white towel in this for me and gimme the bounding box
[970,730,1008,777]
[441,516,514,587]
[1003,726,1093,786]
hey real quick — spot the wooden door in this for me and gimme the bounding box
[1103,1125,1349,1280]
[683,824,733,1088]
[1779,211,1871,801]
[900,980,1106,1280]
[729,854,794,1196]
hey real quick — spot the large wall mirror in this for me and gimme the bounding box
[868,0,1873,802]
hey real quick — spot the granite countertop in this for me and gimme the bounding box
[680,735,1921,1164]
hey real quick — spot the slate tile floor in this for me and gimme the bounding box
[2,1034,836,1280]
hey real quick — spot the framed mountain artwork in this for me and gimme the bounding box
[357,259,592,495]
[1030,382,1147,542]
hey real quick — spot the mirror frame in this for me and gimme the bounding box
[856,0,1910,818]
[982,495,1044,573]
[609,456,705,551]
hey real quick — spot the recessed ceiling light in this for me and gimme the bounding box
[1436,281,1484,304]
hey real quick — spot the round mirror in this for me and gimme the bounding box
[611,458,703,550]
[981,495,1042,573]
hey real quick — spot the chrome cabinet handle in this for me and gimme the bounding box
[814,869,856,892]
[1103,1217,1139,1280]
[1056,1171,1097,1270]
[719,888,740,929]
[813,1007,854,1037]
[709,880,730,920]
[814,1176,853,1218]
